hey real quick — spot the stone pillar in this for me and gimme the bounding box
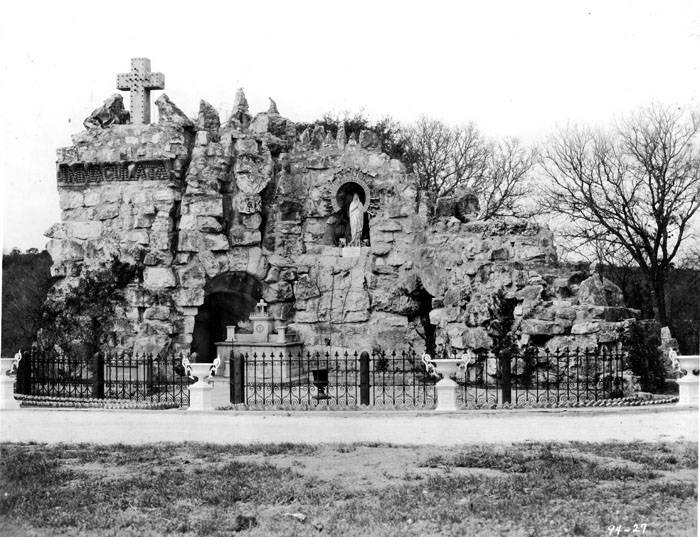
[188,381,214,411]
[0,358,21,410]
[230,354,245,405]
[435,377,458,412]
[677,355,699,406]
[226,326,236,342]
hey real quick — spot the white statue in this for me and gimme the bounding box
[668,349,681,374]
[6,350,22,376]
[348,193,364,246]
[210,356,221,377]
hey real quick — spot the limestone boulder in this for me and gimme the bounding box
[46,239,84,263]
[144,305,173,321]
[83,94,130,129]
[236,170,272,195]
[294,274,321,300]
[445,325,492,350]
[371,289,418,316]
[196,100,220,135]
[250,111,294,138]
[464,299,492,327]
[59,190,84,210]
[176,263,206,289]
[246,248,269,280]
[429,307,459,327]
[521,319,568,336]
[228,226,261,246]
[516,284,543,303]
[155,94,194,130]
[70,221,102,240]
[143,267,176,289]
[263,282,294,303]
[571,321,601,335]
[45,223,69,240]
[577,276,624,306]
[202,233,229,251]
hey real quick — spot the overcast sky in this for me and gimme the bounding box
[1,0,699,251]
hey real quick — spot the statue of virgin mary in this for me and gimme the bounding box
[348,193,364,246]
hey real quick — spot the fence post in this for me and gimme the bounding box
[16,350,31,395]
[359,351,370,405]
[230,351,245,404]
[500,354,511,404]
[92,352,104,399]
[147,354,154,396]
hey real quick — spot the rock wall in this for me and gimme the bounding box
[46,92,640,358]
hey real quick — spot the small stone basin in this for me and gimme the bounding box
[678,355,700,375]
[189,363,215,385]
[675,354,699,406]
[430,358,464,379]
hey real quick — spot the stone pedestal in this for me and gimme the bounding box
[428,357,464,412]
[677,355,699,406]
[188,363,215,411]
[0,358,20,410]
[435,377,458,412]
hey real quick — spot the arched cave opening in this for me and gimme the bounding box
[411,282,436,355]
[324,181,370,246]
[190,272,263,361]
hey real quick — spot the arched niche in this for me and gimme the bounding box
[324,176,372,246]
[190,271,262,361]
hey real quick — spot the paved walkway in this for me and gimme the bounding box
[0,406,697,445]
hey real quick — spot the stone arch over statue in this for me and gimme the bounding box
[324,172,373,246]
[190,271,263,361]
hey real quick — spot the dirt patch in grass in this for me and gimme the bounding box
[0,441,696,537]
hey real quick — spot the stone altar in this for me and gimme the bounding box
[216,300,305,383]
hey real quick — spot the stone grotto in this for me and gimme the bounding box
[45,58,644,362]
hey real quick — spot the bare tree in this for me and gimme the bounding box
[479,138,535,219]
[405,117,534,219]
[541,105,700,324]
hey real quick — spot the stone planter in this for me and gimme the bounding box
[0,358,21,410]
[188,363,216,411]
[311,368,330,400]
[677,354,699,406]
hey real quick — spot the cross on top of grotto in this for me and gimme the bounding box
[116,58,164,125]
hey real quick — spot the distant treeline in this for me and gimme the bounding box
[601,265,700,354]
[2,250,53,355]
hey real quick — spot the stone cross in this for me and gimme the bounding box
[255,299,268,314]
[116,58,164,125]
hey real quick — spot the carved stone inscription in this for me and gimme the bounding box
[57,160,175,186]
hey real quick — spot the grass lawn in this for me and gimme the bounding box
[0,441,696,536]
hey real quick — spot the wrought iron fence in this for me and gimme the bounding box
[230,347,627,409]
[16,350,190,407]
[460,346,625,408]
[229,350,436,408]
